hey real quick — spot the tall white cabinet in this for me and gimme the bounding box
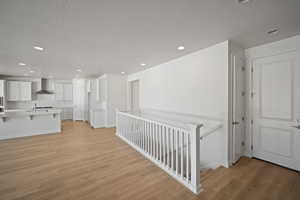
[90,74,126,128]
[54,81,73,120]
[0,80,4,97]
[0,80,4,113]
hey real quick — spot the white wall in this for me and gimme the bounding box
[244,35,300,157]
[128,41,230,168]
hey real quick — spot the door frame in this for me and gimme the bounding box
[229,52,246,165]
[128,80,140,112]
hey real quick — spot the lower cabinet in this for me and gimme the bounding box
[61,107,73,120]
[89,109,105,128]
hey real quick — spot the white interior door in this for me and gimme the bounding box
[232,54,245,164]
[252,51,300,171]
[130,80,140,112]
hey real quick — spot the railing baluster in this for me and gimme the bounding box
[186,131,190,181]
[160,125,162,163]
[141,121,145,150]
[147,122,150,154]
[162,126,165,165]
[154,123,157,160]
[115,111,202,194]
[152,123,155,158]
[166,128,169,168]
[181,131,184,178]
[138,119,141,147]
[171,128,174,171]
[156,124,159,160]
[150,122,153,157]
[176,129,179,174]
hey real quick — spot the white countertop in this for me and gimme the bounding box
[55,105,74,108]
[0,109,62,118]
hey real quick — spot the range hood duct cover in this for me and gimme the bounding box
[36,78,55,94]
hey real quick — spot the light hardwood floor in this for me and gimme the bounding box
[0,121,299,200]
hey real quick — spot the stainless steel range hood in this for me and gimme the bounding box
[36,78,54,94]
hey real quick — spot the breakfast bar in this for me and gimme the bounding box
[0,109,61,140]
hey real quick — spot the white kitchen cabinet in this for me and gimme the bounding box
[93,74,126,127]
[89,109,105,128]
[55,83,73,101]
[60,107,73,120]
[55,83,64,100]
[0,80,4,97]
[63,84,73,101]
[6,81,32,101]
[7,81,19,101]
[20,82,32,101]
[96,77,107,102]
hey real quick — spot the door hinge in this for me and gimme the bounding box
[251,120,254,125]
[251,145,253,151]
[251,67,254,73]
[241,141,245,146]
[242,91,246,96]
[242,66,246,71]
[251,92,254,98]
[242,117,245,121]
[232,121,240,125]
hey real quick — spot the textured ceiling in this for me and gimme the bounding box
[0,0,299,79]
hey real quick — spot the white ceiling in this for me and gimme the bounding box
[0,0,299,79]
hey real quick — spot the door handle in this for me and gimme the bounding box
[232,121,240,125]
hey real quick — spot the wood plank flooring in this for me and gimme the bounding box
[0,121,299,200]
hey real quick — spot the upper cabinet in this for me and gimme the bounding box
[63,84,73,101]
[55,83,73,101]
[55,83,64,100]
[20,82,32,101]
[0,80,4,97]
[96,76,107,102]
[6,81,32,101]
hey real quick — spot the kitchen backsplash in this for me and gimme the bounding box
[6,95,73,110]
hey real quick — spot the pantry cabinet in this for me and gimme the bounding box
[93,74,126,127]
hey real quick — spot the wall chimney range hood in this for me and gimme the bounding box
[36,78,54,94]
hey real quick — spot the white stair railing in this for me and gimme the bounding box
[116,110,203,194]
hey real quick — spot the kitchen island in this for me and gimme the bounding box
[0,109,61,140]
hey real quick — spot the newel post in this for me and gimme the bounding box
[188,123,203,194]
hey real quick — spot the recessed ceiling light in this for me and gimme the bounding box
[267,28,279,35]
[33,46,44,51]
[121,72,125,74]
[76,69,82,72]
[237,0,251,4]
[140,63,146,66]
[18,62,26,66]
[29,70,35,73]
[177,46,185,50]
